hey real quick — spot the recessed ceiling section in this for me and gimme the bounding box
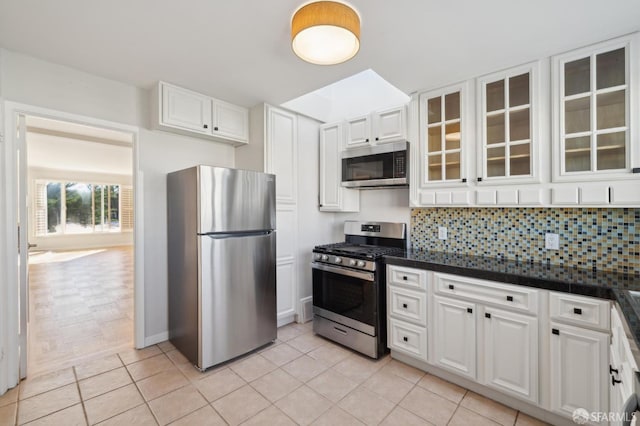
[281,69,410,123]
[26,116,133,176]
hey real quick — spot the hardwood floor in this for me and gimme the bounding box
[27,246,134,377]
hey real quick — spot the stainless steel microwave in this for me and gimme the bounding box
[341,141,408,188]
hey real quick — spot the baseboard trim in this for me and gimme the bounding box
[277,314,296,328]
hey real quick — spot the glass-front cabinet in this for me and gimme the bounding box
[552,34,639,181]
[419,82,468,186]
[477,62,539,183]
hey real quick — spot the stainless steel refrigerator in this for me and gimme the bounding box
[167,165,276,370]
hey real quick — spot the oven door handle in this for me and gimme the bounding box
[312,262,375,282]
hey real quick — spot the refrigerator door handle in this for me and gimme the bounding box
[201,230,274,239]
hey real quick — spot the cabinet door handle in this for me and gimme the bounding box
[477,177,483,182]
[214,126,219,131]
[573,307,582,315]
[448,284,455,290]
[333,327,347,335]
[365,138,369,142]
[402,276,408,280]
[467,308,473,314]
[552,328,560,335]
[402,303,408,308]
[462,178,467,183]
[612,376,622,386]
[403,336,408,342]
[506,295,513,302]
[375,137,379,141]
[203,124,208,129]
[485,313,491,319]
[610,365,619,375]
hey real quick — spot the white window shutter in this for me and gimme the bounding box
[34,182,47,236]
[120,186,134,230]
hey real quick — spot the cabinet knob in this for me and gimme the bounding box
[203,124,208,129]
[467,308,473,314]
[477,177,483,182]
[214,126,219,131]
[402,276,408,280]
[506,295,513,302]
[448,284,454,290]
[365,138,369,142]
[402,303,408,309]
[375,137,379,141]
[403,336,408,342]
[485,313,491,319]
[573,307,582,315]
[552,328,559,335]
[462,178,467,183]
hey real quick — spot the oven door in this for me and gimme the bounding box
[312,262,377,336]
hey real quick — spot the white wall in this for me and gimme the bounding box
[0,48,235,342]
[334,189,411,241]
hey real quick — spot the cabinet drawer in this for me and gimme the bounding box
[549,293,610,331]
[387,266,427,291]
[388,286,427,326]
[434,273,538,315]
[388,318,427,361]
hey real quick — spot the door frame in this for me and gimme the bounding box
[1,101,145,390]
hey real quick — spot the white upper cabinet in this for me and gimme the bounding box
[154,81,249,146]
[477,62,540,184]
[212,100,249,143]
[345,114,371,148]
[345,105,407,148]
[552,34,639,182]
[319,123,359,212]
[161,83,212,135]
[373,106,407,144]
[419,82,468,187]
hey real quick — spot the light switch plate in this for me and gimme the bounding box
[545,233,560,250]
[438,226,448,240]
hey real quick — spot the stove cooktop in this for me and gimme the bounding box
[313,243,406,260]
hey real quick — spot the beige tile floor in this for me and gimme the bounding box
[0,322,550,426]
[27,247,134,377]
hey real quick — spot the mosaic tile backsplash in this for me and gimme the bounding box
[410,208,640,276]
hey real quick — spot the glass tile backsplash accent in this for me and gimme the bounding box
[410,208,639,276]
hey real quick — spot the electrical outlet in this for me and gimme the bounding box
[545,233,560,250]
[438,226,448,240]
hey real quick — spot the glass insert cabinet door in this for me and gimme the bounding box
[554,36,635,180]
[419,83,467,185]
[478,63,537,182]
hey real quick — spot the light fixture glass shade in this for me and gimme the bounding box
[291,1,360,65]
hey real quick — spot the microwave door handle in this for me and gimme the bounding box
[311,262,375,282]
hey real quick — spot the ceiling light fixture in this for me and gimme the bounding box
[291,1,360,65]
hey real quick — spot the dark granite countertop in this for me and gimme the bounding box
[383,250,640,349]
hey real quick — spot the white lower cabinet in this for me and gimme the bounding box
[549,322,609,424]
[433,295,477,380]
[483,307,538,403]
[388,318,428,361]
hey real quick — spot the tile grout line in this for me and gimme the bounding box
[118,350,159,426]
[72,367,90,426]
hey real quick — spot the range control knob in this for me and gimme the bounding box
[321,255,329,261]
[357,260,366,267]
[349,259,357,266]
[334,257,342,264]
[314,254,321,260]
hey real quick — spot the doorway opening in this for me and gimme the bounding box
[24,115,136,376]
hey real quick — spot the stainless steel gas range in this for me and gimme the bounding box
[312,221,407,358]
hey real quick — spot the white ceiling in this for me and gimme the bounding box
[26,116,133,175]
[0,1,639,110]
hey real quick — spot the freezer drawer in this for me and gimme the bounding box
[199,231,276,369]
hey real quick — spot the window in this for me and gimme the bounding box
[34,180,133,236]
